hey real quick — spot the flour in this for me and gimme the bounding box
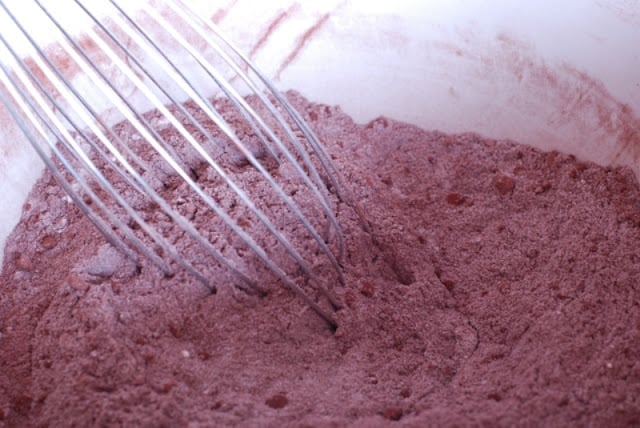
[1,92,639,426]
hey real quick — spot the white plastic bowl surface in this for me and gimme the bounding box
[1,0,639,265]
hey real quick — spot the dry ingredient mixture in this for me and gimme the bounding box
[1,92,639,427]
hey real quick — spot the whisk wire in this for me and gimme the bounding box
[81,0,345,290]
[166,0,348,264]
[1,13,245,291]
[33,0,274,294]
[0,0,345,328]
[115,0,346,277]
[53,1,341,311]
[0,1,262,293]
[168,0,347,223]
[0,33,177,278]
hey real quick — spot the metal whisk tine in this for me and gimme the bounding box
[0,2,232,291]
[167,0,346,237]
[106,0,346,276]
[0,0,344,328]
[168,0,347,215]
[70,1,344,307]
[31,0,287,296]
[0,38,174,281]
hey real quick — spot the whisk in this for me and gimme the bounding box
[0,0,345,328]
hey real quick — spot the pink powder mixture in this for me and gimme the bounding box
[1,92,639,426]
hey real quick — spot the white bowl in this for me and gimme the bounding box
[1,0,639,265]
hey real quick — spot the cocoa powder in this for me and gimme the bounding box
[1,92,639,426]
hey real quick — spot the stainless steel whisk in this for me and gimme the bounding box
[0,0,345,328]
